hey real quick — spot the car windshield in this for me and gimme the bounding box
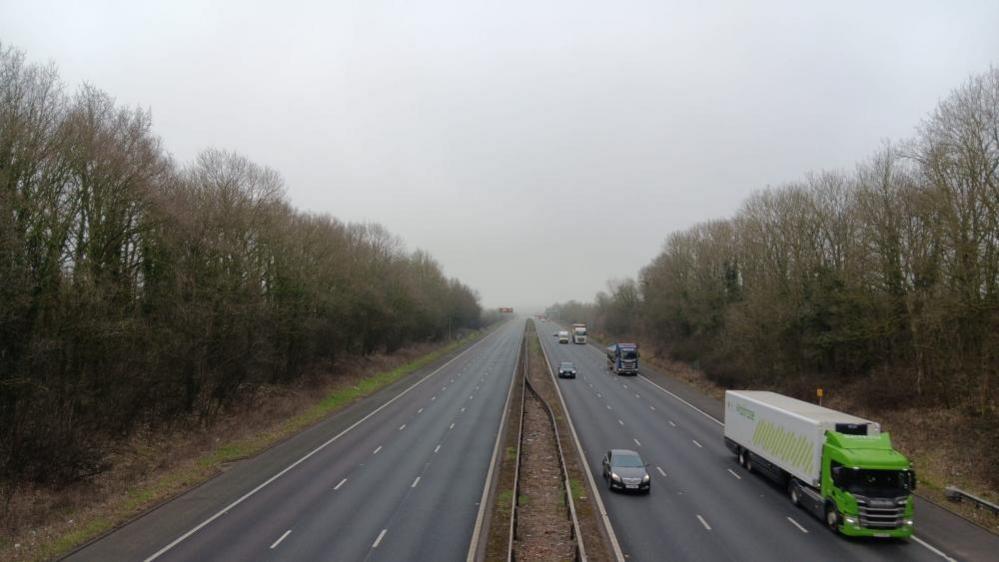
[560,362,574,369]
[613,454,644,468]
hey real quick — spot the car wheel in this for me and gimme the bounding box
[825,503,840,531]
[788,479,800,506]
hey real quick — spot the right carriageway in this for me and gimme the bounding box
[534,320,997,562]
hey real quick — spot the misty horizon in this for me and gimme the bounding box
[3,0,997,311]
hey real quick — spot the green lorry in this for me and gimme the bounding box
[724,390,916,538]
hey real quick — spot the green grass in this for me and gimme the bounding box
[497,489,515,515]
[569,478,585,502]
[33,330,485,562]
[506,446,517,462]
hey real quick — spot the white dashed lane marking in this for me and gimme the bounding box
[270,530,291,549]
[787,516,808,533]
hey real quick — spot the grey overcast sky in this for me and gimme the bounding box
[2,1,997,311]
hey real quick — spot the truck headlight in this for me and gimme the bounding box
[844,516,857,525]
[905,520,914,526]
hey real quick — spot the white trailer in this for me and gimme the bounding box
[724,391,879,487]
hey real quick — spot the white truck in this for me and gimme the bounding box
[571,323,587,344]
[724,391,915,538]
[557,330,570,344]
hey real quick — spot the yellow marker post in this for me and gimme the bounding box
[817,388,824,406]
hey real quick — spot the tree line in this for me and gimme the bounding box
[549,67,997,424]
[0,44,482,486]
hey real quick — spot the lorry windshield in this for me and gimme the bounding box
[835,466,913,496]
[621,350,637,360]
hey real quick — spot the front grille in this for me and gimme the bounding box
[623,478,642,485]
[854,494,908,529]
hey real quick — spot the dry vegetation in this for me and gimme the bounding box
[514,389,575,561]
[0,42,490,558]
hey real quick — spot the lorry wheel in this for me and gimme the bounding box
[825,504,840,531]
[738,448,747,467]
[788,479,800,506]
[744,452,754,473]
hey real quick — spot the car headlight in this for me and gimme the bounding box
[642,474,650,482]
[611,473,621,481]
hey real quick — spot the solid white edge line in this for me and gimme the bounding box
[142,324,506,562]
[573,337,958,561]
[727,469,741,480]
[538,329,623,562]
[786,516,808,533]
[697,514,712,531]
[270,530,291,549]
[334,478,347,490]
[912,536,957,562]
[465,326,521,562]
[372,528,387,548]
[636,374,723,426]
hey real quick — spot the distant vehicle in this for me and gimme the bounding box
[602,449,650,493]
[557,330,570,344]
[724,391,915,537]
[606,343,639,375]
[571,323,587,344]
[557,361,577,378]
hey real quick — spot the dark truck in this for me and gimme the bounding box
[606,343,639,375]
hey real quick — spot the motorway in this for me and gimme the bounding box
[536,319,997,562]
[67,319,525,562]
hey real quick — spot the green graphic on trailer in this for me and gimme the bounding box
[751,419,814,474]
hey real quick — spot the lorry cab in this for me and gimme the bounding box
[606,343,639,375]
[818,432,915,536]
[724,390,915,539]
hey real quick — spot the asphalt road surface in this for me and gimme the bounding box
[67,319,525,562]
[536,319,998,562]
